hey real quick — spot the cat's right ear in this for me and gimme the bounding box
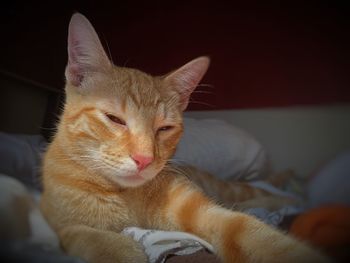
[164,57,210,111]
[65,13,111,87]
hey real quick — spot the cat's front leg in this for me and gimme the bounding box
[161,178,331,263]
[58,224,147,263]
[194,209,330,263]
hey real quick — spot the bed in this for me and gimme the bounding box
[1,69,350,262]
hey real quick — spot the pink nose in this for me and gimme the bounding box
[131,154,154,171]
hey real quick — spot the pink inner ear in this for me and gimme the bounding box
[68,38,81,63]
[67,63,83,87]
[67,36,87,86]
[66,29,92,86]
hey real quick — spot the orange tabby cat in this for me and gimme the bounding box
[40,13,330,263]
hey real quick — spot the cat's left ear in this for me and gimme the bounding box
[164,57,210,111]
[65,13,111,87]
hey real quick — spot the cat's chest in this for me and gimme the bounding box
[45,188,136,232]
[80,193,132,229]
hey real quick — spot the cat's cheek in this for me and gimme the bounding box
[159,145,177,161]
[162,132,182,155]
[157,139,178,158]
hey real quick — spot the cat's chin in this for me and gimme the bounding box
[112,168,162,188]
[102,174,148,188]
[100,166,162,188]
[115,173,148,188]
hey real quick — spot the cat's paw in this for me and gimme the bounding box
[84,237,148,263]
[0,175,33,239]
[116,236,148,263]
[89,235,147,263]
[59,226,148,263]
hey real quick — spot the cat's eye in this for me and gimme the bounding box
[157,126,174,132]
[105,113,126,126]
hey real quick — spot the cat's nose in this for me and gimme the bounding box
[131,154,154,171]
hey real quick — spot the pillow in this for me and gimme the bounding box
[0,132,46,189]
[307,150,350,208]
[174,118,269,181]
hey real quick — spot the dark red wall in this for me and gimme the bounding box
[1,1,349,110]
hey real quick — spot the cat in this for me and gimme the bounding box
[40,13,330,263]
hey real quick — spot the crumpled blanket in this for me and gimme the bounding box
[1,174,303,263]
[245,180,304,226]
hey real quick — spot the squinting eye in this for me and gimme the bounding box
[105,113,126,126]
[158,126,174,132]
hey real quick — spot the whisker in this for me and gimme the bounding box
[103,35,114,65]
[40,127,57,131]
[167,158,191,166]
[196,83,214,89]
[191,90,214,95]
[188,99,215,108]
[123,58,132,67]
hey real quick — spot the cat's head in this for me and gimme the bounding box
[59,13,209,188]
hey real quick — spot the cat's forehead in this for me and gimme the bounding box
[111,67,166,108]
[114,67,161,97]
[92,66,179,119]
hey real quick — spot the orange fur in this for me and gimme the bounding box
[221,216,247,262]
[177,190,209,233]
[40,13,331,263]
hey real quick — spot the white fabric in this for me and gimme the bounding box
[175,118,269,181]
[122,227,214,263]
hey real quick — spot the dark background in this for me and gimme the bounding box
[1,0,349,110]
